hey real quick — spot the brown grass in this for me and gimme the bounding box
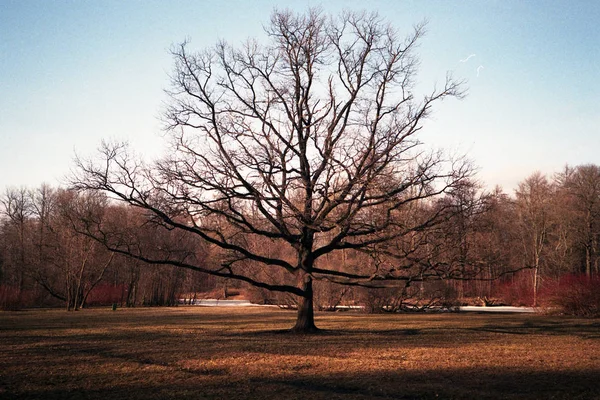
[1,307,599,399]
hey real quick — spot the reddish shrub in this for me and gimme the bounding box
[0,285,21,310]
[542,275,600,317]
[85,284,125,306]
[0,286,38,310]
[493,272,534,306]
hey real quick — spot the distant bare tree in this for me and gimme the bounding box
[73,9,470,332]
[561,165,600,277]
[1,187,33,295]
[515,172,553,306]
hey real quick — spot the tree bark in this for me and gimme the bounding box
[292,274,319,333]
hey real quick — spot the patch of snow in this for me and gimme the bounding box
[459,306,536,313]
[180,300,538,313]
[182,299,256,306]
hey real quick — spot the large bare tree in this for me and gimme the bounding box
[73,9,471,332]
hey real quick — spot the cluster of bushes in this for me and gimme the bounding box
[492,273,600,317]
[542,275,600,317]
[3,271,598,317]
[0,285,22,310]
[0,285,62,311]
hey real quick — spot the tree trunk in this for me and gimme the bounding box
[292,274,319,333]
[533,266,539,307]
[586,244,592,277]
[66,273,72,311]
[533,244,540,307]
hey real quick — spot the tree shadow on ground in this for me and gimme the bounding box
[468,320,600,339]
[3,310,599,399]
[4,368,599,400]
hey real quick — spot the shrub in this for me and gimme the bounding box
[543,275,600,317]
[493,272,534,306]
[0,285,21,310]
[359,281,459,313]
[85,284,124,306]
[0,285,38,310]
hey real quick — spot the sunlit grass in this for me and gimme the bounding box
[1,307,599,399]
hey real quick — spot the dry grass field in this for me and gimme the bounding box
[1,307,599,399]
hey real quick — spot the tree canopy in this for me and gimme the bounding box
[72,9,471,332]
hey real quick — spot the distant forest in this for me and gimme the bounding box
[2,164,599,314]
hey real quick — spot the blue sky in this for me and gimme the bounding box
[1,0,599,193]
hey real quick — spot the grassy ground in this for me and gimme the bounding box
[1,307,599,399]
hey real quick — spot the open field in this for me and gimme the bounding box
[1,307,599,399]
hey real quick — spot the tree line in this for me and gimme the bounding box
[1,164,599,313]
[0,185,212,310]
